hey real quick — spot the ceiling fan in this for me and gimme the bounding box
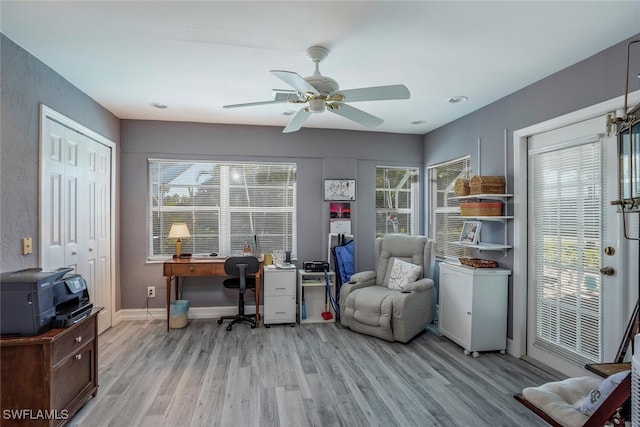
[223,46,411,133]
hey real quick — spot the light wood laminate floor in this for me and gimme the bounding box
[70,319,560,427]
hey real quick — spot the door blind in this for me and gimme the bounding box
[528,136,602,364]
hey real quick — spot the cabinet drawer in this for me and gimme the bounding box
[264,296,296,321]
[264,280,296,296]
[52,341,95,412]
[52,317,95,366]
[167,263,223,276]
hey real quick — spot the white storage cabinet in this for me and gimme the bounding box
[298,270,336,324]
[263,266,297,327]
[439,262,510,357]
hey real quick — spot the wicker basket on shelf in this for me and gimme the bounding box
[454,178,470,196]
[459,258,498,268]
[460,201,503,216]
[469,175,506,195]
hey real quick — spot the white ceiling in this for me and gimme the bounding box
[2,1,639,135]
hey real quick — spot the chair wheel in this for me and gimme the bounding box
[217,319,223,325]
[226,325,232,331]
[265,324,270,328]
[251,323,256,329]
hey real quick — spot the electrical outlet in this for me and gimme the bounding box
[147,286,156,298]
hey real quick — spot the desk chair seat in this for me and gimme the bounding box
[217,256,259,331]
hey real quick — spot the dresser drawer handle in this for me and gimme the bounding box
[75,336,82,343]
[189,266,195,272]
[75,353,83,360]
[275,287,286,290]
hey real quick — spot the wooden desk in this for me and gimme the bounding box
[163,258,262,331]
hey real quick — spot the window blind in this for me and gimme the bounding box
[528,138,602,364]
[149,160,296,259]
[428,156,471,258]
[375,166,419,236]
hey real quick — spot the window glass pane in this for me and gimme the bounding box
[375,166,419,237]
[148,160,296,259]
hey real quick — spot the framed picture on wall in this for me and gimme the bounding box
[459,221,482,245]
[324,179,356,201]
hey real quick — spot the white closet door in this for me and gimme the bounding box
[95,141,112,333]
[41,119,82,271]
[41,111,113,334]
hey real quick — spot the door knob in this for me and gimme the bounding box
[599,266,615,276]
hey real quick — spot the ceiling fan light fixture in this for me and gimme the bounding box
[308,98,325,113]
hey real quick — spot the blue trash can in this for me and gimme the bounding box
[169,300,189,329]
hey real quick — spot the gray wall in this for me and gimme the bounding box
[120,120,423,308]
[3,27,639,321]
[424,32,640,338]
[0,34,121,299]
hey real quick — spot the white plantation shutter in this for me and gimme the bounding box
[428,156,471,258]
[149,160,296,259]
[528,135,602,364]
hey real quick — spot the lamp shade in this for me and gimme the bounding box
[168,223,191,239]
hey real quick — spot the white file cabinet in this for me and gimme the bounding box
[263,266,297,327]
[438,262,510,357]
[298,270,336,324]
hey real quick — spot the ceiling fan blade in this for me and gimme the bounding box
[283,108,312,133]
[328,103,384,128]
[223,100,287,109]
[332,84,410,102]
[271,70,318,95]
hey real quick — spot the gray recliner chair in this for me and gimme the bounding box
[340,234,436,343]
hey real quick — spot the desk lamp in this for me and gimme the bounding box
[168,223,191,257]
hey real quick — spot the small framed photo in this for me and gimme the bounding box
[324,179,356,201]
[459,221,482,245]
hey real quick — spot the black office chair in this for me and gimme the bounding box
[217,256,259,331]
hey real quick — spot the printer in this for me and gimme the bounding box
[1,267,93,337]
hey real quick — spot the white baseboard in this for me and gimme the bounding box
[116,305,263,321]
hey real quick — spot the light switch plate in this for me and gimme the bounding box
[22,237,32,255]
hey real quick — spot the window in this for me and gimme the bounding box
[427,156,471,258]
[375,166,419,236]
[148,160,296,260]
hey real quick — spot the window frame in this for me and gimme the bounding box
[375,165,420,237]
[147,158,297,261]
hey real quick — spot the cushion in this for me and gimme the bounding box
[579,370,630,416]
[387,258,422,291]
[522,376,600,427]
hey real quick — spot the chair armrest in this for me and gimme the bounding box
[349,271,376,284]
[405,277,435,292]
[340,272,377,302]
